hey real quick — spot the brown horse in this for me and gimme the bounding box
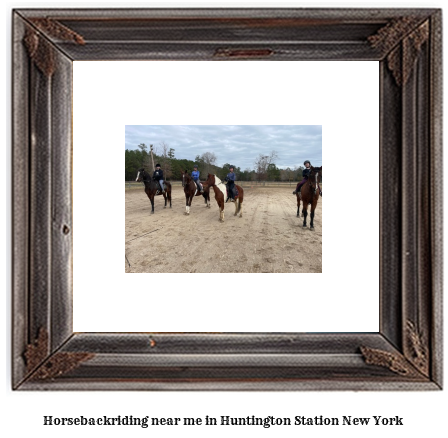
[135,168,172,214]
[181,171,210,214]
[297,165,322,230]
[205,174,244,222]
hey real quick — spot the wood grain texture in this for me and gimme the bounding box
[379,59,402,350]
[429,10,443,388]
[12,12,31,387]
[50,49,74,351]
[12,7,442,391]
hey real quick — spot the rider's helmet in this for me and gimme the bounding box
[193,165,198,169]
[304,160,311,166]
[229,165,234,170]
[155,163,161,168]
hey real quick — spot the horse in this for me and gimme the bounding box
[135,168,172,214]
[205,174,244,222]
[181,170,211,214]
[297,165,322,230]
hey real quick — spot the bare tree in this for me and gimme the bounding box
[158,141,173,179]
[200,151,217,175]
[254,150,278,182]
[140,144,154,172]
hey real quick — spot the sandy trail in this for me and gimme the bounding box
[125,186,322,273]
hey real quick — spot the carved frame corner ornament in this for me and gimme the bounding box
[23,18,85,76]
[360,320,429,379]
[368,17,430,86]
[405,320,429,377]
[24,329,95,381]
[12,8,442,390]
[360,346,424,379]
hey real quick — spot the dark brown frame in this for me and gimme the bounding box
[12,8,442,390]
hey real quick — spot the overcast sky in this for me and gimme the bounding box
[125,125,322,170]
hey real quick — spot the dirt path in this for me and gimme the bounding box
[125,186,322,273]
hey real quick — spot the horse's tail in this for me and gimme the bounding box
[236,185,243,213]
[236,199,242,214]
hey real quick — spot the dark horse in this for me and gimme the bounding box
[181,170,210,214]
[135,168,172,214]
[205,174,244,222]
[297,165,322,230]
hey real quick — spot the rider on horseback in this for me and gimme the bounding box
[153,164,165,194]
[293,160,322,198]
[225,165,236,202]
[191,165,204,193]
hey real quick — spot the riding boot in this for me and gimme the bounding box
[292,190,297,195]
[225,197,230,203]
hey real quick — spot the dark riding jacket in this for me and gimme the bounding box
[302,168,311,178]
[295,167,311,192]
[225,172,236,197]
[153,169,164,180]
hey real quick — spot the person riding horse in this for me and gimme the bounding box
[225,165,237,202]
[153,164,165,194]
[191,165,204,193]
[293,160,322,198]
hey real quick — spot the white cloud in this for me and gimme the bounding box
[125,125,322,169]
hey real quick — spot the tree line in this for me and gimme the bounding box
[125,144,223,182]
[125,143,309,182]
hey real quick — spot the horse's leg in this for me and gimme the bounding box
[296,194,301,217]
[163,193,167,208]
[145,189,153,213]
[302,203,308,227]
[219,197,224,222]
[238,199,243,217]
[234,197,238,216]
[310,197,318,230]
[310,207,315,230]
[169,188,172,208]
[218,197,224,221]
[184,195,189,215]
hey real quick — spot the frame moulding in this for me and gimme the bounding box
[12,7,443,390]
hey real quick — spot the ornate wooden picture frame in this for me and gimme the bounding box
[12,8,442,390]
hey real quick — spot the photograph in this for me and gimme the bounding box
[125,125,323,273]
